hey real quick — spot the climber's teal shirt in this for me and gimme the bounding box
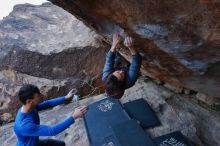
[13,97,74,146]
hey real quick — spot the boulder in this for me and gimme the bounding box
[0,3,107,124]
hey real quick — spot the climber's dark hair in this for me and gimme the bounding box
[18,84,40,105]
[104,74,126,99]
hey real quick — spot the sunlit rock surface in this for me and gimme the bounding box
[0,3,107,124]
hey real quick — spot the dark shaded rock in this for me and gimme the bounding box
[0,46,106,79]
[49,0,220,98]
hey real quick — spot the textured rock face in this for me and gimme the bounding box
[0,3,107,124]
[1,78,219,146]
[49,0,220,98]
[0,2,100,55]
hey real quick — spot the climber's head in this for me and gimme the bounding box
[18,84,44,105]
[104,71,126,99]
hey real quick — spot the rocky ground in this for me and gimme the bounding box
[1,77,219,146]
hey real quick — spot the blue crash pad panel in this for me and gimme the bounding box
[153,131,195,146]
[123,98,160,128]
[111,119,157,146]
[84,97,130,146]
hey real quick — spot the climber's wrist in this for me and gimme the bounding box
[110,45,117,52]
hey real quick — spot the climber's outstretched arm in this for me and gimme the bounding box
[36,89,77,111]
[102,33,122,80]
[124,37,142,87]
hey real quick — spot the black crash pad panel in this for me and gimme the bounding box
[84,97,130,146]
[111,119,157,146]
[153,131,195,146]
[123,98,160,128]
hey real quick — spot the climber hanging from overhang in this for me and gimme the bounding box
[102,32,142,99]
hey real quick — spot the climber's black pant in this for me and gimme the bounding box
[39,139,65,146]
